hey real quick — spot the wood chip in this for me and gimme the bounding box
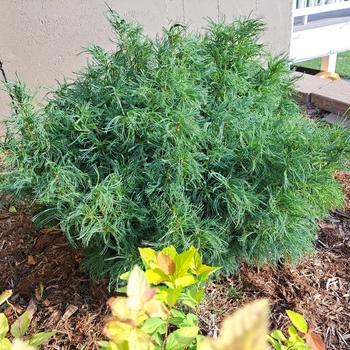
[26,298,37,318]
[62,304,78,321]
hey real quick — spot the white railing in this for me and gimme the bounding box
[291,0,350,71]
[295,0,350,24]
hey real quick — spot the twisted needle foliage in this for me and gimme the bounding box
[1,10,350,285]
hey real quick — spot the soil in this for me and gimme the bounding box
[0,106,349,350]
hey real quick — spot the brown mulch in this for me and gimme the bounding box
[0,117,349,349]
[203,172,350,350]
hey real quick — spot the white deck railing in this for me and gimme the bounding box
[291,0,350,71]
[295,0,350,24]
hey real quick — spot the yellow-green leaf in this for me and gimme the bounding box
[286,310,308,334]
[8,206,17,213]
[141,318,167,335]
[161,246,177,259]
[119,271,131,281]
[103,320,134,345]
[287,325,304,345]
[138,248,158,270]
[201,299,269,350]
[174,274,196,288]
[188,247,202,272]
[26,331,57,347]
[197,265,221,282]
[128,328,154,350]
[186,289,204,305]
[267,335,282,350]
[0,314,9,340]
[0,290,12,306]
[161,287,182,307]
[157,252,175,276]
[145,269,170,285]
[11,311,31,338]
[173,249,195,278]
[270,329,287,341]
[165,326,199,350]
[0,337,12,350]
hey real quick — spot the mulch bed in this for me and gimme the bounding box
[0,107,349,349]
[203,174,350,349]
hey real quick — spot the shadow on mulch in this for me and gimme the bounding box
[1,174,349,349]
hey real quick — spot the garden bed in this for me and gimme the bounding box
[1,171,349,349]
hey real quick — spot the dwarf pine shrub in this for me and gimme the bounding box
[1,10,350,284]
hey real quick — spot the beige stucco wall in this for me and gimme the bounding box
[0,0,293,132]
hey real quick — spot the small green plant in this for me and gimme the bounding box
[268,310,326,350]
[99,247,327,350]
[99,246,220,350]
[0,290,56,350]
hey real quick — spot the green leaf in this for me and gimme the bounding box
[177,289,204,310]
[138,248,158,270]
[267,335,283,350]
[0,337,12,350]
[145,268,170,285]
[169,312,197,328]
[151,331,163,347]
[195,334,206,350]
[26,331,57,347]
[168,309,186,327]
[185,313,198,327]
[286,310,308,334]
[119,271,130,281]
[270,330,287,341]
[288,325,298,338]
[116,286,127,293]
[174,274,196,288]
[188,247,202,272]
[287,326,304,345]
[0,291,12,306]
[165,326,199,350]
[197,265,221,282]
[141,318,166,335]
[161,246,177,259]
[173,249,195,279]
[115,341,127,350]
[0,314,9,340]
[10,311,31,338]
[186,289,204,305]
[8,206,17,213]
[161,287,182,307]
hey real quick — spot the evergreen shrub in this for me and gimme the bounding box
[1,9,350,284]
